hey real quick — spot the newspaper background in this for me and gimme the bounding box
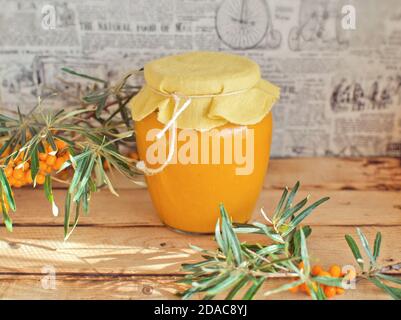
[0,0,400,157]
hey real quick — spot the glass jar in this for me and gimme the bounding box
[130,51,279,233]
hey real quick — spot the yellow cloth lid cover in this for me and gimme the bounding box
[129,51,280,130]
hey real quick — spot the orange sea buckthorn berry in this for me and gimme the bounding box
[8,176,17,186]
[39,161,47,172]
[304,282,318,296]
[39,152,48,161]
[53,157,65,171]
[103,160,110,170]
[25,170,33,184]
[1,146,11,157]
[46,144,55,153]
[5,166,13,178]
[18,161,29,171]
[299,283,307,293]
[289,284,299,293]
[55,139,67,150]
[329,265,342,278]
[63,153,70,163]
[36,174,45,185]
[46,155,56,166]
[13,180,23,188]
[311,265,323,276]
[324,286,336,298]
[336,287,345,295]
[318,270,332,278]
[298,261,304,270]
[12,168,24,180]
[15,152,23,162]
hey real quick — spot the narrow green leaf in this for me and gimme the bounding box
[369,277,401,300]
[357,228,375,267]
[0,138,12,157]
[206,273,243,296]
[242,277,265,300]
[313,276,344,287]
[272,186,288,221]
[288,197,330,230]
[0,169,16,211]
[292,226,312,256]
[73,155,96,201]
[299,228,311,275]
[220,204,242,265]
[345,234,364,269]
[264,279,304,297]
[61,67,107,84]
[315,284,327,300]
[44,175,58,217]
[277,196,308,227]
[1,201,13,232]
[64,192,72,237]
[64,201,81,241]
[30,145,39,181]
[252,222,284,243]
[376,273,401,285]
[44,175,53,203]
[225,276,248,300]
[256,244,285,256]
[215,218,227,255]
[373,232,382,261]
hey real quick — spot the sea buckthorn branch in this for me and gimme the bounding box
[344,229,401,299]
[0,68,143,239]
[177,182,400,300]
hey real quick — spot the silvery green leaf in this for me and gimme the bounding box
[369,277,401,300]
[1,201,13,232]
[256,244,285,256]
[313,276,344,287]
[373,232,382,261]
[0,169,16,211]
[225,275,248,300]
[376,273,401,285]
[220,204,242,265]
[215,218,227,255]
[356,228,375,267]
[345,234,364,269]
[206,273,243,296]
[252,222,284,243]
[264,279,304,296]
[272,186,288,222]
[277,196,308,227]
[243,276,265,300]
[287,197,330,232]
[299,228,311,275]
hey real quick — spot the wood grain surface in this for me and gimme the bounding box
[1,157,400,300]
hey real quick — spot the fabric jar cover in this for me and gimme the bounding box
[129,51,280,131]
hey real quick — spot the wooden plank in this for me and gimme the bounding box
[9,188,401,226]
[0,275,394,300]
[265,157,401,191]
[103,157,401,191]
[0,226,400,275]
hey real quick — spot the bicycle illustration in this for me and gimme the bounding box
[288,0,349,51]
[215,0,281,50]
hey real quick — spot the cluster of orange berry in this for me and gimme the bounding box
[289,262,354,299]
[1,139,70,188]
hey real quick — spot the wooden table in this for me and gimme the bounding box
[1,157,400,299]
